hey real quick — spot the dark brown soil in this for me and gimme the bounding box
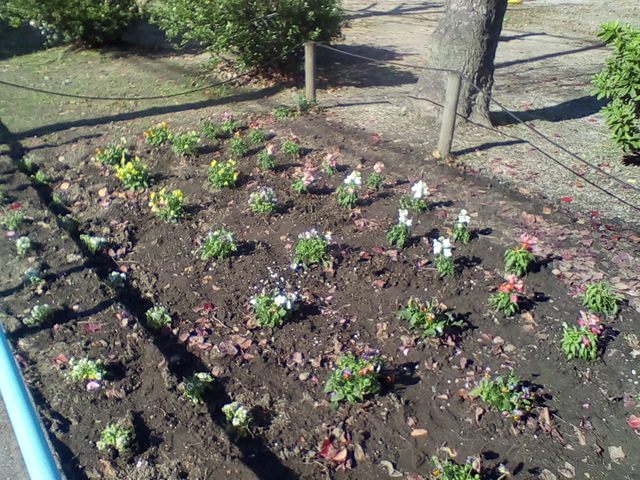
[1,110,640,480]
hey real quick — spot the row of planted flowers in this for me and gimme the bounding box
[0,108,629,475]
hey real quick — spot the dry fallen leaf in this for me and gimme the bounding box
[410,428,428,437]
[608,445,625,463]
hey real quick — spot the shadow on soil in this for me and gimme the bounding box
[344,1,443,21]
[495,42,605,69]
[491,95,606,126]
[316,44,418,89]
[1,119,300,480]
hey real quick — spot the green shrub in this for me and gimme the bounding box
[0,0,140,46]
[152,0,343,71]
[592,22,640,154]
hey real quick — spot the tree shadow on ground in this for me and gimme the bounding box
[344,1,443,21]
[0,21,47,61]
[316,44,418,90]
[490,95,607,126]
[494,42,605,69]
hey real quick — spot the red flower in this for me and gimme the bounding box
[627,415,640,429]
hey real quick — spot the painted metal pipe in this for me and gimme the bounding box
[0,325,62,480]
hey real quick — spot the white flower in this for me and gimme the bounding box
[432,238,442,256]
[290,262,299,271]
[344,171,362,186]
[457,209,470,225]
[274,294,287,306]
[411,180,429,199]
[324,232,333,242]
[398,209,412,227]
[433,237,452,257]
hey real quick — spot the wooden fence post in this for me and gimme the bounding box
[304,41,316,102]
[437,71,462,158]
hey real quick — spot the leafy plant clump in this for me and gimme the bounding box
[397,298,461,338]
[293,229,331,269]
[249,187,278,213]
[96,423,135,452]
[143,122,172,146]
[21,266,43,285]
[387,209,412,248]
[452,209,471,244]
[16,236,33,256]
[400,180,431,211]
[170,131,200,156]
[145,305,172,329]
[229,131,248,157]
[578,280,622,316]
[80,234,107,254]
[281,134,301,156]
[432,237,454,277]
[336,171,361,208]
[197,228,238,261]
[504,233,536,276]
[430,456,481,480]
[250,288,297,328]
[182,372,214,404]
[222,401,251,438]
[208,159,239,188]
[488,274,525,316]
[23,304,55,326]
[148,188,186,222]
[561,311,603,361]
[291,169,315,193]
[1,209,23,230]
[247,124,266,144]
[115,157,152,190]
[469,370,533,418]
[106,271,127,290]
[0,0,139,46]
[591,22,640,154]
[68,357,108,381]
[92,139,128,166]
[324,352,383,405]
[151,0,342,71]
[33,170,51,184]
[256,145,276,170]
[366,162,385,189]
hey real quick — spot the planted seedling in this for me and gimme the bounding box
[488,274,525,316]
[145,305,171,329]
[16,236,32,256]
[92,138,128,166]
[80,234,107,254]
[222,401,251,438]
[324,352,383,405]
[366,162,385,189]
[170,131,200,156]
[149,188,186,222]
[208,159,239,188]
[387,209,412,248]
[143,122,172,146]
[561,311,603,361]
[432,237,454,277]
[281,134,301,156]
[21,266,43,285]
[68,357,108,381]
[247,123,266,144]
[400,180,431,211]
[578,280,621,316]
[23,304,55,326]
[182,372,214,404]
[96,423,134,452]
[256,145,276,170]
[452,209,471,244]
[293,229,331,269]
[430,455,482,480]
[336,171,361,208]
[229,131,248,157]
[469,369,533,418]
[397,298,461,338]
[250,288,297,328]
[291,169,314,193]
[322,152,338,176]
[197,228,237,261]
[504,233,536,276]
[106,271,126,290]
[115,157,151,190]
[249,187,278,213]
[1,209,23,230]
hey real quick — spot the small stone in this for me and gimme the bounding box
[299,372,310,381]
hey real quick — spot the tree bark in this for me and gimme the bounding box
[409,0,507,126]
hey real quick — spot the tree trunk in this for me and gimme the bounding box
[409,0,507,126]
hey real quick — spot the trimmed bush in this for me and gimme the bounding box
[591,21,640,155]
[151,0,342,71]
[0,0,140,46]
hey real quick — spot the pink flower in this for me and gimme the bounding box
[581,336,591,346]
[509,294,519,304]
[505,273,519,285]
[265,144,275,155]
[498,283,513,293]
[513,280,525,293]
[302,170,314,187]
[373,162,384,174]
[324,153,337,167]
[628,415,640,429]
[578,311,601,334]
[520,233,538,251]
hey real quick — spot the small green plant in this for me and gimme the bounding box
[591,22,640,154]
[386,209,412,248]
[432,237,454,277]
[115,157,151,190]
[256,145,276,170]
[397,298,461,338]
[96,423,134,452]
[294,94,317,114]
[208,159,239,188]
[15,156,35,174]
[0,190,6,204]
[200,116,222,140]
[222,401,251,439]
[80,234,107,254]
[578,280,621,316]
[92,138,128,166]
[220,111,239,134]
[197,228,238,261]
[321,152,338,175]
[293,229,331,269]
[23,304,55,326]
[182,372,214,404]
[291,169,315,193]
[430,456,481,480]
[57,214,79,233]
[170,131,200,156]
[106,271,127,290]
[469,369,533,417]
[16,236,32,256]
[250,288,297,328]
[366,162,385,189]
[504,233,536,276]
[324,352,383,405]
[229,131,249,157]
[400,180,431,211]
[561,311,603,361]
[1,209,23,230]
[143,122,172,146]
[249,187,278,213]
[21,266,43,285]
[33,170,51,184]
[488,274,524,316]
[247,123,266,144]
[149,188,186,222]
[452,209,471,244]
[272,105,295,118]
[336,170,361,208]
[145,305,172,329]
[68,357,108,381]
[281,134,301,156]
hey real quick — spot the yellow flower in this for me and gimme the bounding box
[210,159,217,166]
[173,190,183,200]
